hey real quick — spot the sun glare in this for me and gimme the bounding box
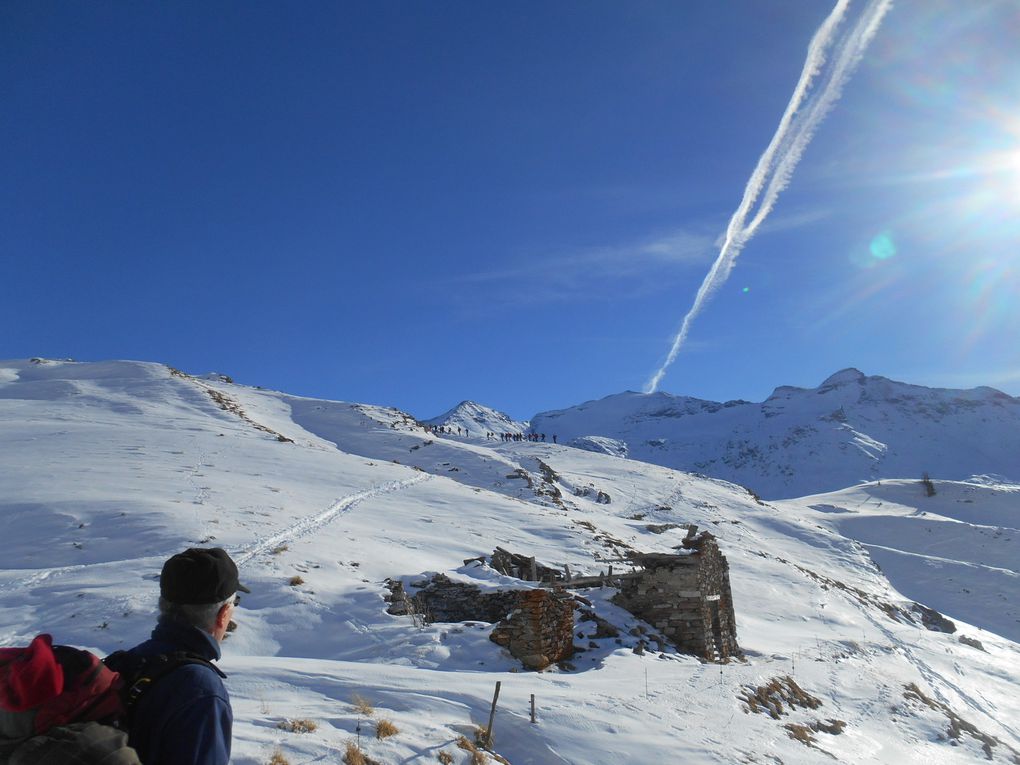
[986,148,1020,205]
[1007,151,1020,201]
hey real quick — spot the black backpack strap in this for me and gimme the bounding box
[104,650,226,723]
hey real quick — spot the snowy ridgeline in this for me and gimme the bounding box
[1,358,1018,765]
[528,368,1020,499]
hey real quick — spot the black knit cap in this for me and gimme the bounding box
[160,547,251,605]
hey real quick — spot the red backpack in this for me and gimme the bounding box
[0,634,137,764]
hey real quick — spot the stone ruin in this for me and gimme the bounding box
[489,589,574,670]
[385,574,574,670]
[612,529,740,661]
[385,528,739,669]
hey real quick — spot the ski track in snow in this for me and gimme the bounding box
[0,475,431,597]
[861,542,1019,577]
[850,579,1020,743]
[234,474,431,567]
[0,558,164,596]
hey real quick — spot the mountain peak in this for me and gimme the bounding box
[425,400,529,433]
[818,368,866,388]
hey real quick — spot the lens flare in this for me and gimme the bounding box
[869,232,897,260]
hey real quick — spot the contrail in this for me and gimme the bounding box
[645,0,891,393]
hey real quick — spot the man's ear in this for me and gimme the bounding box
[215,602,232,631]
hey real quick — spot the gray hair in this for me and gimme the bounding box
[158,594,233,632]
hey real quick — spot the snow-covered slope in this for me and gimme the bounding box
[530,369,1020,499]
[2,359,1018,764]
[777,478,1020,642]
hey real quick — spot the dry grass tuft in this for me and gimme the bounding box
[457,735,488,764]
[267,748,291,765]
[437,752,454,764]
[343,741,366,765]
[276,718,318,733]
[784,723,817,747]
[288,575,305,586]
[375,719,399,739]
[351,693,375,716]
[271,544,289,555]
[343,740,383,765]
[739,676,822,719]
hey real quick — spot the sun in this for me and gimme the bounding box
[1007,150,1020,199]
[985,148,1020,206]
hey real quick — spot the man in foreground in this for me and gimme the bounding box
[111,547,249,765]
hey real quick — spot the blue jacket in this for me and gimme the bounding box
[123,620,232,765]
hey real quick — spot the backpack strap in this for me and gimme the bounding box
[103,650,226,726]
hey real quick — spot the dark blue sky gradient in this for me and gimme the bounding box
[4,2,1018,419]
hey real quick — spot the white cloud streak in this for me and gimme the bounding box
[645,0,892,393]
[452,228,716,299]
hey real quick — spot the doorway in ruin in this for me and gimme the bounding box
[710,600,724,660]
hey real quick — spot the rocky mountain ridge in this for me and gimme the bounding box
[529,369,1020,499]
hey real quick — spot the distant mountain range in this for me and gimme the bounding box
[520,369,1020,499]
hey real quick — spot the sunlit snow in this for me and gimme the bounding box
[1,359,1017,764]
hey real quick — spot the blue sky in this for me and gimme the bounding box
[3,1,1018,420]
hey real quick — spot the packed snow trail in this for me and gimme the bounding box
[234,474,431,566]
[0,560,144,595]
[0,476,430,595]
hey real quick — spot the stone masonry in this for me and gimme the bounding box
[385,574,575,670]
[489,589,575,670]
[612,531,739,661]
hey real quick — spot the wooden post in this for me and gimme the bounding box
[530,557,537,582]
[484,681,501,747]
[564,564,571,582]
[608,564,613,581]
[530,693,536,724]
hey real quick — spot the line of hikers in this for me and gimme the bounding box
[424,424,558,444]
[426,424,467,437]
[491,431,555,443]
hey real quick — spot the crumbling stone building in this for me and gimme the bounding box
[385,574,574,670]
[385,529,739,669]
[613,531,739,661]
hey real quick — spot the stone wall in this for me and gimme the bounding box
[385,574,575,670]
[394,574,520,623]
[612,532,739,661]
[489,589,575,670]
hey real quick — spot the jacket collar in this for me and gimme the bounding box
[150,619,222,662]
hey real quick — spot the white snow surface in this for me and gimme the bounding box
[1,358,1019,764]
[529,368,1020,499]
[567,436,629,459]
